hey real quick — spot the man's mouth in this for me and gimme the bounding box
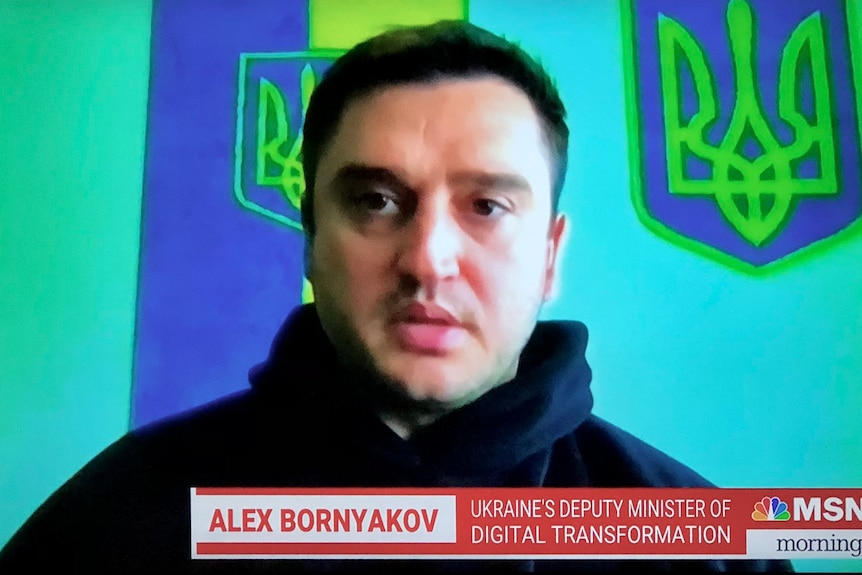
[390,303,467,353]
[394,302,461,325]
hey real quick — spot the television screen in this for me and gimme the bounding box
[1,0,860,571]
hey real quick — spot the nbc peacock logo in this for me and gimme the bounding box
[752,496,791,521]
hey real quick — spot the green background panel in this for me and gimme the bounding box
[0,0,151,552]
[308,0,465,49]
[1,1,860,571]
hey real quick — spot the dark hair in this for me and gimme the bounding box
[300,20,568,236]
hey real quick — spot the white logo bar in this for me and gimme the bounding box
[747,529,862,559]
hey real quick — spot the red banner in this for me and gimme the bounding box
[190,488,862,560]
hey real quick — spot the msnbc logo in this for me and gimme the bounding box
[752,497,791,521]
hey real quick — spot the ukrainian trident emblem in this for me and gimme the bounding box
[234,51,342,229]
[234,51,343,301]
[625,0,862,270]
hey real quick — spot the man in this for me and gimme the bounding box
[0,20,791,572]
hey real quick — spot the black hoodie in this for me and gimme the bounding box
[0,304,792,572]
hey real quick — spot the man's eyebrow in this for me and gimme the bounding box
[329,164,532,194]
[449,171,533,193]
[330,163,408,190]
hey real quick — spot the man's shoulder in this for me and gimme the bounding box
[60,389,262,479]
[565,416,795,572]
[131,389,258,450]
[572,415,714,488]
[0,390,264,569]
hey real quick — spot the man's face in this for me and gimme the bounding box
[307,76,566,409]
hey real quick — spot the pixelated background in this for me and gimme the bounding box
[2,1,861,571]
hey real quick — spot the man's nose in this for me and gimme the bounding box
[396,200,462,286]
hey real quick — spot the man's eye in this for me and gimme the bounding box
[473,198,506,217]
[353,191,399,215]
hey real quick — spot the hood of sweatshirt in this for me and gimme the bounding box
[249,304,594,484]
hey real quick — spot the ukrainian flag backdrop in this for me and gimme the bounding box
[1,1,861,571]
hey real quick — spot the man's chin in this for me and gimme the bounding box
[380,371,486,412]
[399,384,474,407]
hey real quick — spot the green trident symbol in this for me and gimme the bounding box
[255,65,318,303]
[659,0,838,246]
[255,64,317,212]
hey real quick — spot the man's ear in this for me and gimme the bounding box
[543,214,567,301]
